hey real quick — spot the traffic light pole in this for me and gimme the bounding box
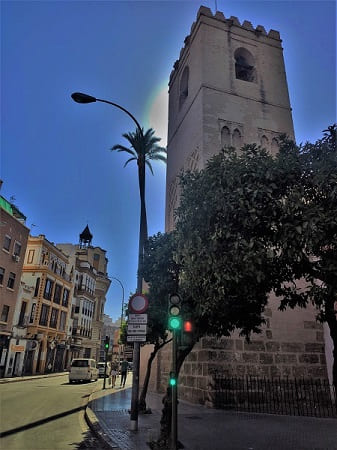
[103,348,108,390]
[103,335,110,390]
[171,329,178,450]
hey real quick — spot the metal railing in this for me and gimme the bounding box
[209,375,336,418]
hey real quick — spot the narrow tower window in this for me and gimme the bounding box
[271,137,279,154]
[232,129,242,149]
[221,126,231,148]
[179,66,189,107]
[261,135,269,150]
[234,48,256,82]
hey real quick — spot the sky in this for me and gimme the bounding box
[1,0,336,322]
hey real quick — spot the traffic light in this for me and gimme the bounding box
[104,336,110,351]
[168,294,182,331]
[181,319,194,347]
[169,371,177,387]
[183,320,193,333]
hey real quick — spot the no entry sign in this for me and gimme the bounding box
[128,293,149,314]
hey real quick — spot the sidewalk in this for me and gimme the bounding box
[86,384,337,450]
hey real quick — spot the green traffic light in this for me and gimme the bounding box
[170,377,177,386]
[169,316,181,330]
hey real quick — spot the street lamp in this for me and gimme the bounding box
[71,92,145,431]
[111,276,125,370]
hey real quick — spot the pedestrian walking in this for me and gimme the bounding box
[120,358,129,387]
[110,361,117,388]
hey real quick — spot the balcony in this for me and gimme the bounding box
[74,286,94,299]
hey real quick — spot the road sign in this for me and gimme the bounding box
[129,313,148,324]
[127,324,147,334]
[127,335,147,342]
[129,293,149,314]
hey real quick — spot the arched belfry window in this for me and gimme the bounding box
[234,48,256,82]
[179,66,189,107]
[221,126,231,147]
[271,137,279,154]
[261,135,269,150]
[232,128,242,149]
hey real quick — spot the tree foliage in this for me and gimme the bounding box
[174,124,337,380]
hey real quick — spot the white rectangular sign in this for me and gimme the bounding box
[127,324,147,334]
[128,314,148,324]
[127,335,147,342]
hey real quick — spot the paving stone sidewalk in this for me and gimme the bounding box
[86,386,337,450]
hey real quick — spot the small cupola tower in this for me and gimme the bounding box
[79,225,93,248]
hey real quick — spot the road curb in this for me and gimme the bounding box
[84,404,120,449]
[84,387,121,450]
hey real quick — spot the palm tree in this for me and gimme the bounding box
[111,127,166,291]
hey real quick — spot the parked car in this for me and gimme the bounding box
[97,362,111,378]
[69,358,99,383]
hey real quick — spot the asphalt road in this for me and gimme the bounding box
[0,374,107,449]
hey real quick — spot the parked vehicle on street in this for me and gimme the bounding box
[69,358,99,383]
[97,362,111,378]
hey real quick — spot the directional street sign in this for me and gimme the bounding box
[127,324,147,335]
[129,314,148,324]
[127,335,147,342]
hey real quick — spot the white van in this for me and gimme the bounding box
[69,358,99,383]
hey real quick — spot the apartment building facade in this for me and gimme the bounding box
[57,225,111,364]
[18,235,73,375]
[0,195,29,377]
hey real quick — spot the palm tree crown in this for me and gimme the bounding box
[110,127,166,174]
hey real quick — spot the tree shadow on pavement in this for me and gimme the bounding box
[72,429,110,449]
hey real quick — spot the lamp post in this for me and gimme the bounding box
[111,276,125,371]
[71,92,145,431]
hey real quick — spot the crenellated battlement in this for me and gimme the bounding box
[170,5,281,83]
[196,6,280,39]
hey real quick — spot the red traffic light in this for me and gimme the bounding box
[183,320,193,333]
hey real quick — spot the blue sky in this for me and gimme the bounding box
[1,0,336,321]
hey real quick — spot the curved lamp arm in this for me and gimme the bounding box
[71,92,143,137]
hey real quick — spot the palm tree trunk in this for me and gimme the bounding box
[137,158,148,293]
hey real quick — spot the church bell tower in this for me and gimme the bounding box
[166,6,294,230]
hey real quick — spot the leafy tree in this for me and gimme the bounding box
[174,126,336,385]
[274,126,337,384]
[148,125,336,448]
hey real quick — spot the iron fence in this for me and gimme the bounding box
[210,375,337,418]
